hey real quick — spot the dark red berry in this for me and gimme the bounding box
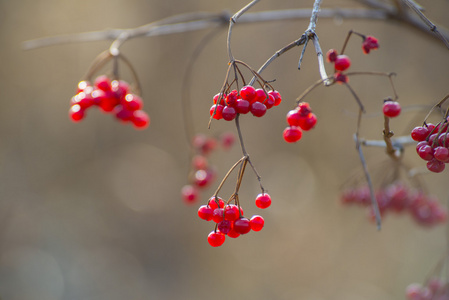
[250,102,267,117]
[383,101,401,118]
[217,220,233,234]
[94,75,112,91]
[362,36,379,54]
[433,146,449,162]
[411,126,430,142]
[233,217,251,235]
[235,99,250,114]
[427,158,445,173]
[326,49,338,63]
[334,72,348,84]
[222,106,237,121]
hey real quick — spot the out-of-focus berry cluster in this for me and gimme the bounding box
[406,277,449,300]
[341,182,447,227]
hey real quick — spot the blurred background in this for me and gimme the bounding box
[0,0,449,299]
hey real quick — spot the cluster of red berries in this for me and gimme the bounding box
[412,122,449,173]
[198,193,271,247]
[210,86,282,121]
[406,278,449,300]
[69,75,149,129]
[181,132,236,204]
[341,182,447,227]
[326,49,351,84]
[283,102,317,143]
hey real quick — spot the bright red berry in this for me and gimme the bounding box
[233,217,251,235]
[286,109,302,127]
[213,93,226,105]
[123,94,143,111]
[69,104,85,122]
[250,102,267,117]
[254,89,267,103]
[208,197,225,210]
[198,205,213,221]
[207,231,225,247]
[111,80,130,99]
[250,215,265,231]
[255,193,272,209]
[298,113,317,131]
[212,208,225,223]
[268,90,282,106]
[334,55,351,71]
[283,126,303,143]
[210,104,224,120]
[76,80,91,93]
[225,90,239,107]
[131,110,150,129]
[224,205,240,221]
[240,86,256,102]
[94,75,112,91]
[227,228,240,238]
[383,101,401,118]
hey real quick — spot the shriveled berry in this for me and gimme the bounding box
[334,72,348,84]
[283,126,302,143]
[326,49,338,63]
[383,101,401,118]
[225,90,239,107]
[362,36,379,54]
[334,55,351,71]
[250,215,265,231]
[207,231,225,247]
[255,193,272,209]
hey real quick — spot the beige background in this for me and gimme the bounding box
[0,0,449,299]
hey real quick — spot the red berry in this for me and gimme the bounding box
[286,109,302,127]
[222,106,237,121]
[207,231,225,247]
[225,90,239,107]
[94,75,112,91]
[210,104,224,120]
[131,110,150,129]
[383,101,401,118]
[326,49,338,63]
[193,169,215,187]
[298,113,317,131]
[433,146,449,162]
[254,89,267,103]
[69,104,85,122]
[114,105,134,122]
[233,217,251,234]
[427,158,445,173]
[362,36,379,54]
[71,91,94,109]
[212,208,225,223]
[283,126,302,143]
[111,80,130,99]
[227,228,240,238]
[181,185,198,204]
[92,89,120,112]
[250,102,267,117]
[235,99,250,114]
[207,197,225,210]
[220,132,235,150]
[217,220,233,234]
[255,193,272,209]
[417,144,434,161]
[411,126,430,141]
[268,90,282,106]
[297,102,312,116]
[191,155,208,170]
[213,93,226,105]
[224,205,240,221]
[264,94,275,109]
[334,72,348,84]
[250,215,265,231]
[240,85,256,102]
[198,205,213,221]
[123,94,143,111]
[334,55,351,71]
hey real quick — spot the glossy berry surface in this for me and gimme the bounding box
[334,55,351,71]
[283,126,302,143]
[382,101,401,118]
[233,217,251,234]
[207,231,225,247]
[198,205,213,221]
[250,215,265,231]
[255,193,272,209]
[250,102,267,117]
[240,85,256,102]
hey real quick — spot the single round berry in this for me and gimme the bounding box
[427,158,445,173]
[131,110,150,129]
[224,205,240,221]
[181,185,198,204]
[193,169,215,187]
[286,109,302,127]
[212,208,225,223]
[326,49,338,63]
[283,126,303,143]
[217,220,233,234]
[334,55,351,71]
[210,104,224,120]
[198,205,213,221]
[222,106,237,121]
[298,113,317,131]
[207,231,225,247]
[235,99,250,114]
[255,193,272,209]
[220,132,236,150]
[250,215,265,231]
[213,93,226,105]
[69,104,85,122]
[233,217,251,235]
[115,105,134,122]
[240,85,256,102]
[411,126,430,142]
[433,146,449,162]
[250,102,267,117]
[417,144,434,161]
[383,101,401,118]
[264,94,275,109]
[254,89,267,103]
